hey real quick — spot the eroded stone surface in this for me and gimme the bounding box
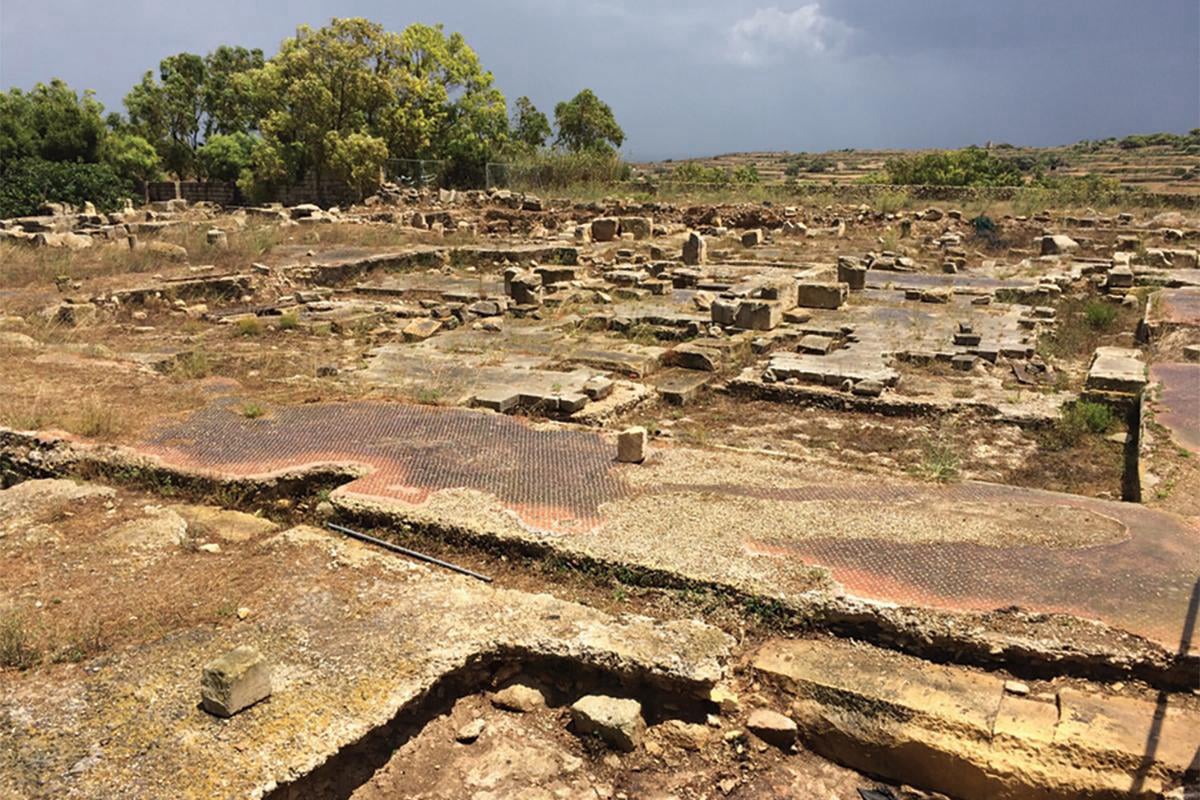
[753,638,1199,799]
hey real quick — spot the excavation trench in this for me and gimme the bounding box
[0,428,1196,693]
[261,648,716,800]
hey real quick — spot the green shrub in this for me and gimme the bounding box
[0,157,128,218]
[971,214,997,235]
[884,147,1023,187]
[277,311,299,330]
[493,149,630,190]
[916,440,961,482]
[196,132,256,182]
[238,402,266,419]
[1051,400,1116,448]
[784,154,835,175]
[873,189,910,214]
[235,317,263,336]
[0,611,39,670]
[1084,300,1118,330]
[669,161,732,186]
[731,163,760,185]
[1033,173,1124,206]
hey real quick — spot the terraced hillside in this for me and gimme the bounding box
[637,138,1200,194]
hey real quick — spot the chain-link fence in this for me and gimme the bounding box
[485,157,634,192]
[385,158,448,188]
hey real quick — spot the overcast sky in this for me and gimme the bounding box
[2,0,1197,160]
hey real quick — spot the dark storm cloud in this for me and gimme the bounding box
[2,0,1196,160]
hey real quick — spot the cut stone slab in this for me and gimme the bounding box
[754,638,1198,800]
[850,379,885,397]
[746,708,798,749]
[617,426,647,463]
[951,354,977,371]
[1085,346,1147,395]
[797,281,848,310]
[666,342,723,372]
[402,318,442,342]
[797,334,835,355]
[619,216,653,240]
[570,695,645,752]
[472,387,521,413]
[1107,266,1135,289]
[1041,234,1079,255]
[734,300,783,331]
[650,368,712,405]
[201,645,272,718]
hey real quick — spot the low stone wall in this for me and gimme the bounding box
[144,174,356,208]
[146,181,241,205]
[785,182,1200,210]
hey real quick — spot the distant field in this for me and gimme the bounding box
[635,142,1200,194]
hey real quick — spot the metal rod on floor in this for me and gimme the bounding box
[326,522,493,583]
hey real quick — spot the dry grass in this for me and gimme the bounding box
[72,397,122,438]
[0,610,40,670]
[0,221,286,290]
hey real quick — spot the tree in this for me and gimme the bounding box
[0,158,126,218]
[202,46,265,137]
[554,89,624,154]
[382,23,508,183]
[327,131,388,200]
[243,18,508,193]
[246,17,397,197]
[196,132,256,181]
[0,81,107,164]
[125,52,207,177]
[99,131,161,187]
[0,90,37,163]
[510,96,551,150]
[124,47,262,178]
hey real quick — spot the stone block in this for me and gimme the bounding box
[1041,234,1079,255]
[796,281,848,310]
[667,342,722,371]
[591,217,619,242]
[746,708,797,749]
[1085,346,1146,394]
[734,300,782,331]
[619,216,653,240]
[473,388,520,413]
[797,334,834,354]
[682,231,707,266]
[571,695,645,751]
[710,298,738,326]
[402,318,442,341]
[617,427,647,463]
[837,262,867,291]
[201,645,271,717]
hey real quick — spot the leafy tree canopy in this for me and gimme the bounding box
[124,47,264,177]
[510,96,551,151]
[0,80,107,164]
[554,89,624,154]
[196,132,256,182]
[99,131,161,185]
[244,18,508,191]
